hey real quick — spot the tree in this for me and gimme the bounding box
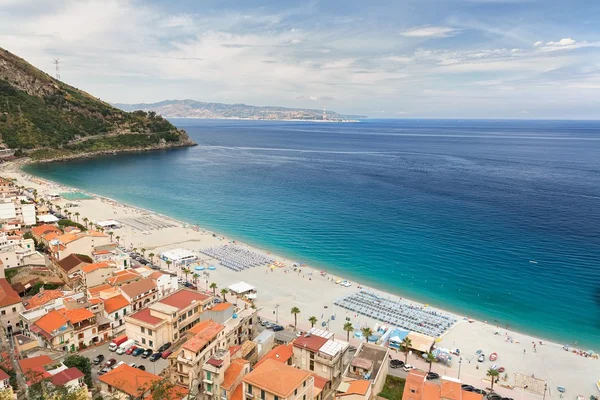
[108,230,114,241]
[73,212,80,222]
[343,322,354,341]
[309,316,317,327]
[115,235,120,244]
[166,260,172,269]
[141,247,146,257]
[63,354,93,387]
[133,247,138,253]
[148,252,155,263]
[487,368,500,391]
[139,377,179,400]
[426,352,436,373]
[182,267,191,282]
[210,282,218,296]
[361,327,373,342]
[0,366,17,391]
[82,217,88,228]
[401,337,412,363]
[291,307,301,329]
[220,288,228,301]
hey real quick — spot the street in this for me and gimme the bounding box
[79,342,169,380]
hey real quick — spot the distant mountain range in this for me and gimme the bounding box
[114,99,366,121]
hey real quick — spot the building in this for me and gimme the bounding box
[79,262,116,288]
[50,367,86,392]
[342,343,389,399]
[92,246,130,269]
[0,198,36,226]
[0,178,18,198]
[55,254,91,287]
[254,330,275,359]
[125,289,212,351]
[403,371,484,400]
[0,278,23,332]
[106,269,141,287]
[243,358,314,400]
[0,233,44,269]
[31,224,62,245]
[335,380,371,400]
[219,357,250,400]
[160,248,197,266]
[119,278,158,311]
[0,367,13,397]
[148,271,179,298]
[255,344,294,368]
[98,364,161,400]
[48,230,111,262]
[293,329,349,399]
[102,294,131,335]
[19,291,86,332]
[201,348,251,399]
[23,290,66,310]
[18,355,52,385]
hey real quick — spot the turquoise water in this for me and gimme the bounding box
[25,119,600,348]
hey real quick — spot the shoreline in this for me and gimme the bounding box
[6,160,600,397]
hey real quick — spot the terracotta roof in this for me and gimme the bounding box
[149,272,163,280]
[0,278,22,307]
[183,320,224,352]
[403,370,428,400]
[24,290,64,309]
[31,224,61,237]
[340,380,370,396]
[241,341,256,358]
[222,358,249,390]
[211,302,233,311]
[44,232,61,242]
[104,294,130,313]
[423,381,442,400]
[106,270,140,286]
[55,233,79,244]
[58,308,94,324]
[120,278,156,299]
[243,358,311,398]
[81,262,111,273]
[311,374,329,390]
[293,333,328,353]
[19,355,52,384]
[440,378,462,400]
[0,369,8,381]
[92,249,111,255]
[231,384,243,400]
[89,298,103,305]
[33,310,69,336]
[229,345,242,356]
[99,364,160,397]
[51,367,84,386]
[57,254,89,273]
[129,308,163,325]
[255,344,294,368]
[158,289,209,310]
[88,284,113,297]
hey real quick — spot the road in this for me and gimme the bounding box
[79,342,168,380]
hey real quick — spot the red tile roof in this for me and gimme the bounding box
[57,254,90,273]
[0,278,22,307]
[87,283,113,297]
[106,270,140,286]
[211,302,232,311]
[19,355,52,385]
[24,290,64,309]
[31,224,61,238]
[222,358,249,390]
[293,333,328,352]
[183,320,224,352]
[103,294,130,313]
[158,289,209,310]
[255,344,294,368]
[243,358,311,398]
[51,367,84,386]
[58,308,94,324]
[0,369,8,381]
[129,308,163,325]
[339,380,370,396]
[80,262,111,274]
[231,384,243,400]
[99,364,160,397]
[119,278,156,298]
[33,310,69,336]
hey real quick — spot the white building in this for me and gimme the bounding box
[0,198,36,226]
[160,248,197,265]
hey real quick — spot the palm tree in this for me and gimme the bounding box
[309,316,317,328]
[291,307,301,329]
[426,352,436,373]
[115,235,121,244]
[343,322,354,341]
[401,337,412,363]
[182,267,191,282]
[361,327,373,342]
[220,288,229,302]
[74,212,80,222]
[141,248,146,257]
[108,231,114,241]
[166,260,172,269]
[210,282,218,296]
[192,273,199,284]
[148,253,155,263]
[132,247,138,254]
[82,217,88,228]
[487,368,500,391]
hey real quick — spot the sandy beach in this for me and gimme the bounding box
[3,160,598,399]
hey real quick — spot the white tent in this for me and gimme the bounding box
[161,248,197,264]
[96,220,121,228]
[37,214,59,223]
[228,281,255,295]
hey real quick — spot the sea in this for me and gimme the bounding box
[24,119,600,349]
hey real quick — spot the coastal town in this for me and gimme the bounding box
[0,166,596,400]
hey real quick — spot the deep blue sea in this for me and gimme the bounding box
[24,119,600,348]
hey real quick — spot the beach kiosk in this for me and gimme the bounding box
[37,214,60,224]
[96,219,121,229]
[228,281,257,299]
[160,248,197,266]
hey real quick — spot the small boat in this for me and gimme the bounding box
[529,260,538,264]
[489,352,498,361]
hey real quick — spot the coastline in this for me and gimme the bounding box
[6,159,600,397]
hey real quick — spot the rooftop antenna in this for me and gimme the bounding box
[53,58,60,80]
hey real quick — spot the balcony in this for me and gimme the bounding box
[177,354,195,366]
[203,377,213,385]
[245,392,255,399]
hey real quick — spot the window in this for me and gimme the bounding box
[123,309,127,315]
[148,329,152,336]
[303,395,306,400]
[247,385,252,394]
[142,338,146,345]
[303,380,306,387]
[206,371,211,380]
[410,389,417,394]
[187,310,192,318]
[11,307,16,313]
[0,311,4,316]
[141,327,145,334]
[207,383,213,393]
[275,396,279,400]
[294,389,297,396]
[309,360,314,371]
[149,340,153,347]
[260,389,265,400]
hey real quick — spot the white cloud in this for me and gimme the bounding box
[400,26,458,38]
[533,40,543,47]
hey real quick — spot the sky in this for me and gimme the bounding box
[2,0,600,119]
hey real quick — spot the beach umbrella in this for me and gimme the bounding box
[195,266,205,271]
[208,266,216,270]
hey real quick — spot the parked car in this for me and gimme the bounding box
[129,363,137,368]
[477,354,485,362]
[126,345,138,355]
[132,348,145,357]
[389,359,404,369]
[272,325,284,332]
[426,372,440,380]
[158,342,172,352]
[162,351,173,359]
[98,367,110,375]
[402,364,414,372]
[105,359,117,368]
[260,320,269,327]
[93,354,105,365]
[213,298,222,304]
[114,361,126,369]
[142,349,153,358]
[461,384,474,392]
[149,353,162,362]
[137,365,146,371]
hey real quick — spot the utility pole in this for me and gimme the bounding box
[53,58,60,80]
[458,357,462,379]
[275,304,280,323]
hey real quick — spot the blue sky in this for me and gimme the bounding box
[2,0,600,118]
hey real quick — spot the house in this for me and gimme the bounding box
[335,380,371,400]
[125,289,212,351]
[148,271,179,298]
[92,246,130,270]
[220,358,250,400]
[0,198,36,226]
[31,224,62,245]
[0,178,18,198]
[19,292,86,332]
[254,329,275,359]
[13,333,38,356]
[402,371,483,400]
[23,290,66,310]
[102,294,131,335]
[106,269,141,287]
[293,329,349,399]
[243,358,314,400]
[119,278,158,312]
[87,283,119,299]
[18,355,52,385]
[50,367,86,392]
[0,368,12,398]
[79,262,116,288]
[0,233,44,269]
[55,254,91,287]
[0,278,23,332]
[201,348,251,399]
[255,344,294,368]
[48,230,111,262]
[98,364,161,400]
[342,343,389,399]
